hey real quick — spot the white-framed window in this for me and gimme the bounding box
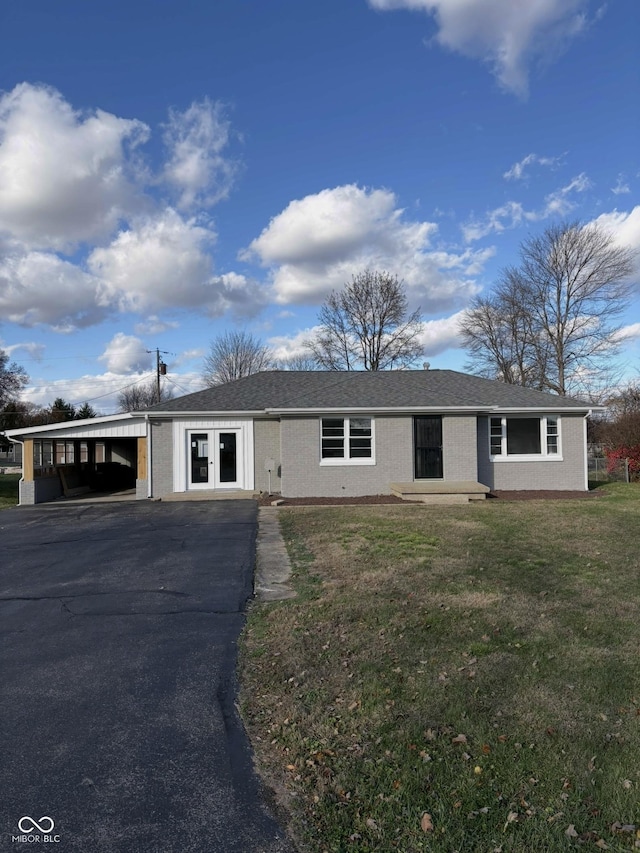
[490,415,562,461]
[320,417,375,465]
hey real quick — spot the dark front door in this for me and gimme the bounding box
[414,416,443,479]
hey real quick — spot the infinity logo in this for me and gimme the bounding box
[18,816,55,833]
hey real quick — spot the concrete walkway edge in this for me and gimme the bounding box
[255,507,296,601]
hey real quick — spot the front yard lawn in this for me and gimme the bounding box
[240,484,640,852]
[0,473,19,510]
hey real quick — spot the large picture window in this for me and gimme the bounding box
[321,417,374,465]
[490,416,561,460]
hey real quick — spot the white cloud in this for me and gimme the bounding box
[3,341,45,361]
[267,311,466,363]
[463,174,591,241]
[592,206,640,251]
[369,0,591,96]
[89,208,266,317]
[592,206,640,278]
[0,85,256,330]
[462,201,530,242]
[22,369,204,412]
[0,83,148,251]
[134,315,180,335]
[615,322,640,342]
[542,172,591,216]
[503,153,562,180]
[267,327,321,362]
[247,185,485,311]
[162,99,238,211]
[98,333,152,374]
[0,248,107,329]
[612,174,631,195]
[418,311,466,355]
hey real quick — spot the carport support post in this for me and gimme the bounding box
[137,437,147,480]
[23,439,34,482]
[18,439,35,505]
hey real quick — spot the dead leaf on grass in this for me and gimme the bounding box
[503,811,518,831]
[452,733,468,744]
[421,812,434,832]
[565,824,579,838]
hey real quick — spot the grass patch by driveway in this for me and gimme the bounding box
[240,484,640,852]
[0,473,19,509]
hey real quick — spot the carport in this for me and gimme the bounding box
[6,414,148,504]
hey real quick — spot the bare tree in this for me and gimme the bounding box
[202,331,274,386]
[307,270,424,371]
[0,349,28,408]
[460,279,548,389]
[117,379,174,412]
[461,221,635,396]
[275,354,321,371]
[606,383,640,418]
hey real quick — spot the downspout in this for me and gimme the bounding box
[8,437,25,506]
[145,413,152,498]
[583,412,590,492]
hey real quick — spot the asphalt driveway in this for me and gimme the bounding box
[0,500,294,853]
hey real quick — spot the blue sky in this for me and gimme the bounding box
[0,0,638,413]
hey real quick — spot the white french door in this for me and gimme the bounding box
[188,429,242,489]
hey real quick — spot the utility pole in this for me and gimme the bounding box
[147,348,170,401]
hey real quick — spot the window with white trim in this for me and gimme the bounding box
[320,417,374,464]
[490,416,561,460]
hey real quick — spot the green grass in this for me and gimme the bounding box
[240,484,640,852]
[0,473,19,509]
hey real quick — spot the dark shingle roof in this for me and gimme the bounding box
[148,370,590,413]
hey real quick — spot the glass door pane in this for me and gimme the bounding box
[218,432,237,483]
[191,433,209,484]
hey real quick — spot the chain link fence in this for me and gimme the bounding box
[588,456,631,483]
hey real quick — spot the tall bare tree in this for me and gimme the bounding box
[461,221,635,396]
[307,270,424,370]
[202,330,274,386]
[117,379,174,412]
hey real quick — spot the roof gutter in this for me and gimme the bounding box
[266,405,593,415]
[144,410,266,418]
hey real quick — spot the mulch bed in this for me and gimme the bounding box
[257,490,604,507]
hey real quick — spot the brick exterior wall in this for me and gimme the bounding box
[442,415,478,480]
[135,479,148,499]
[477,414,587,490]
[281,415,414,498]
[150,420,174,498]
[253,419,282,494]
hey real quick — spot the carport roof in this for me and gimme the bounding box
[4,413,146,439]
